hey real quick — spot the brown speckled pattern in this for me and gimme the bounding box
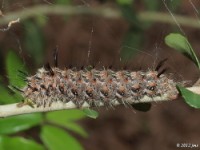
[21,67,178,107]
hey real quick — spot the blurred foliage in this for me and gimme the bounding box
[40,125,83,150]
[6,51,27,88]
[35,15,48,28]
[120,28,143,60]
[0,86,17,104]
[119,0,181,61]
[0,136,44,150]
[143,0,181,11]
[143,0,161,11]
[0,51,87,149]
[164,0,181,11]
[0,114,42,135]
[55,0,72,5]
[24,21,45,65]
[118,3,144,61]
[0,51,26,104]
[46,110,88,137]
[116,0,133,5]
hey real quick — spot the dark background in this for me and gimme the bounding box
[0,0,200,149]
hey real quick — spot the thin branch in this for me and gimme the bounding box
[0,86,199,118]
[0,5,121,25]
[0,5,200,29]
[138,11,200,29]
[0,18,20,32]
[0,9,20,31]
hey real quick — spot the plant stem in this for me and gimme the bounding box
[138,11,200,29]
[0,5,200,29]
[0,86,198,118]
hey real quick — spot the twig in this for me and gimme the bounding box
[0,5,121,25]
[0,5,200,29]
[138,11,200,29]
[0,9,20,31]
[0,18,20,32]
[0,86,199,118]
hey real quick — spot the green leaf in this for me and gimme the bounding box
[118,4,143,60]
[165,33,200,69]
[55,0,71,5]
[6,51,27,88]
[0,114,42,134]
[177,85,200,109]
[143,0,161,11]
[46,110,87,137]
[119,5,139,26]
[82,108,99,119]
[40,125,83,150]
[131,103,152,112]
[164,0,181,11]
[116,0,133,5]
[24,21,44,65]
[35,16,47,27]
[62,122,88,137]
[0,85,17,104]
[0,136,44,150]
[120,30,143,60]
[46,109,86,121]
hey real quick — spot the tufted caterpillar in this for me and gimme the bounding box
[17,53,179,108]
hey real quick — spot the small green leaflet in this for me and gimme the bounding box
[165,33,200,69]
[82,108,99,119]
[0,114,42,135]
[40,125,83,150]
[45,110,88,137]
[6,51,27,88]
[177,85,200,109]
[0,136,44,150]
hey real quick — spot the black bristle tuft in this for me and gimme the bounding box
[123,66,127,70]
[53,47,58,67]
[40,84,46,89]
[28,84,38,92]
[91,65,95,69]
[17,70,28,80]
[80,66,84,70]
[157,68,168,77]
[155,58,168,71]
[44,63,54,76]
[69,64,73,69]
[59,86,64,94]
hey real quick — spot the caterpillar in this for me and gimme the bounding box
[19,59,179,108]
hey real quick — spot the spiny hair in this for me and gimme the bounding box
[18,49,179,108]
